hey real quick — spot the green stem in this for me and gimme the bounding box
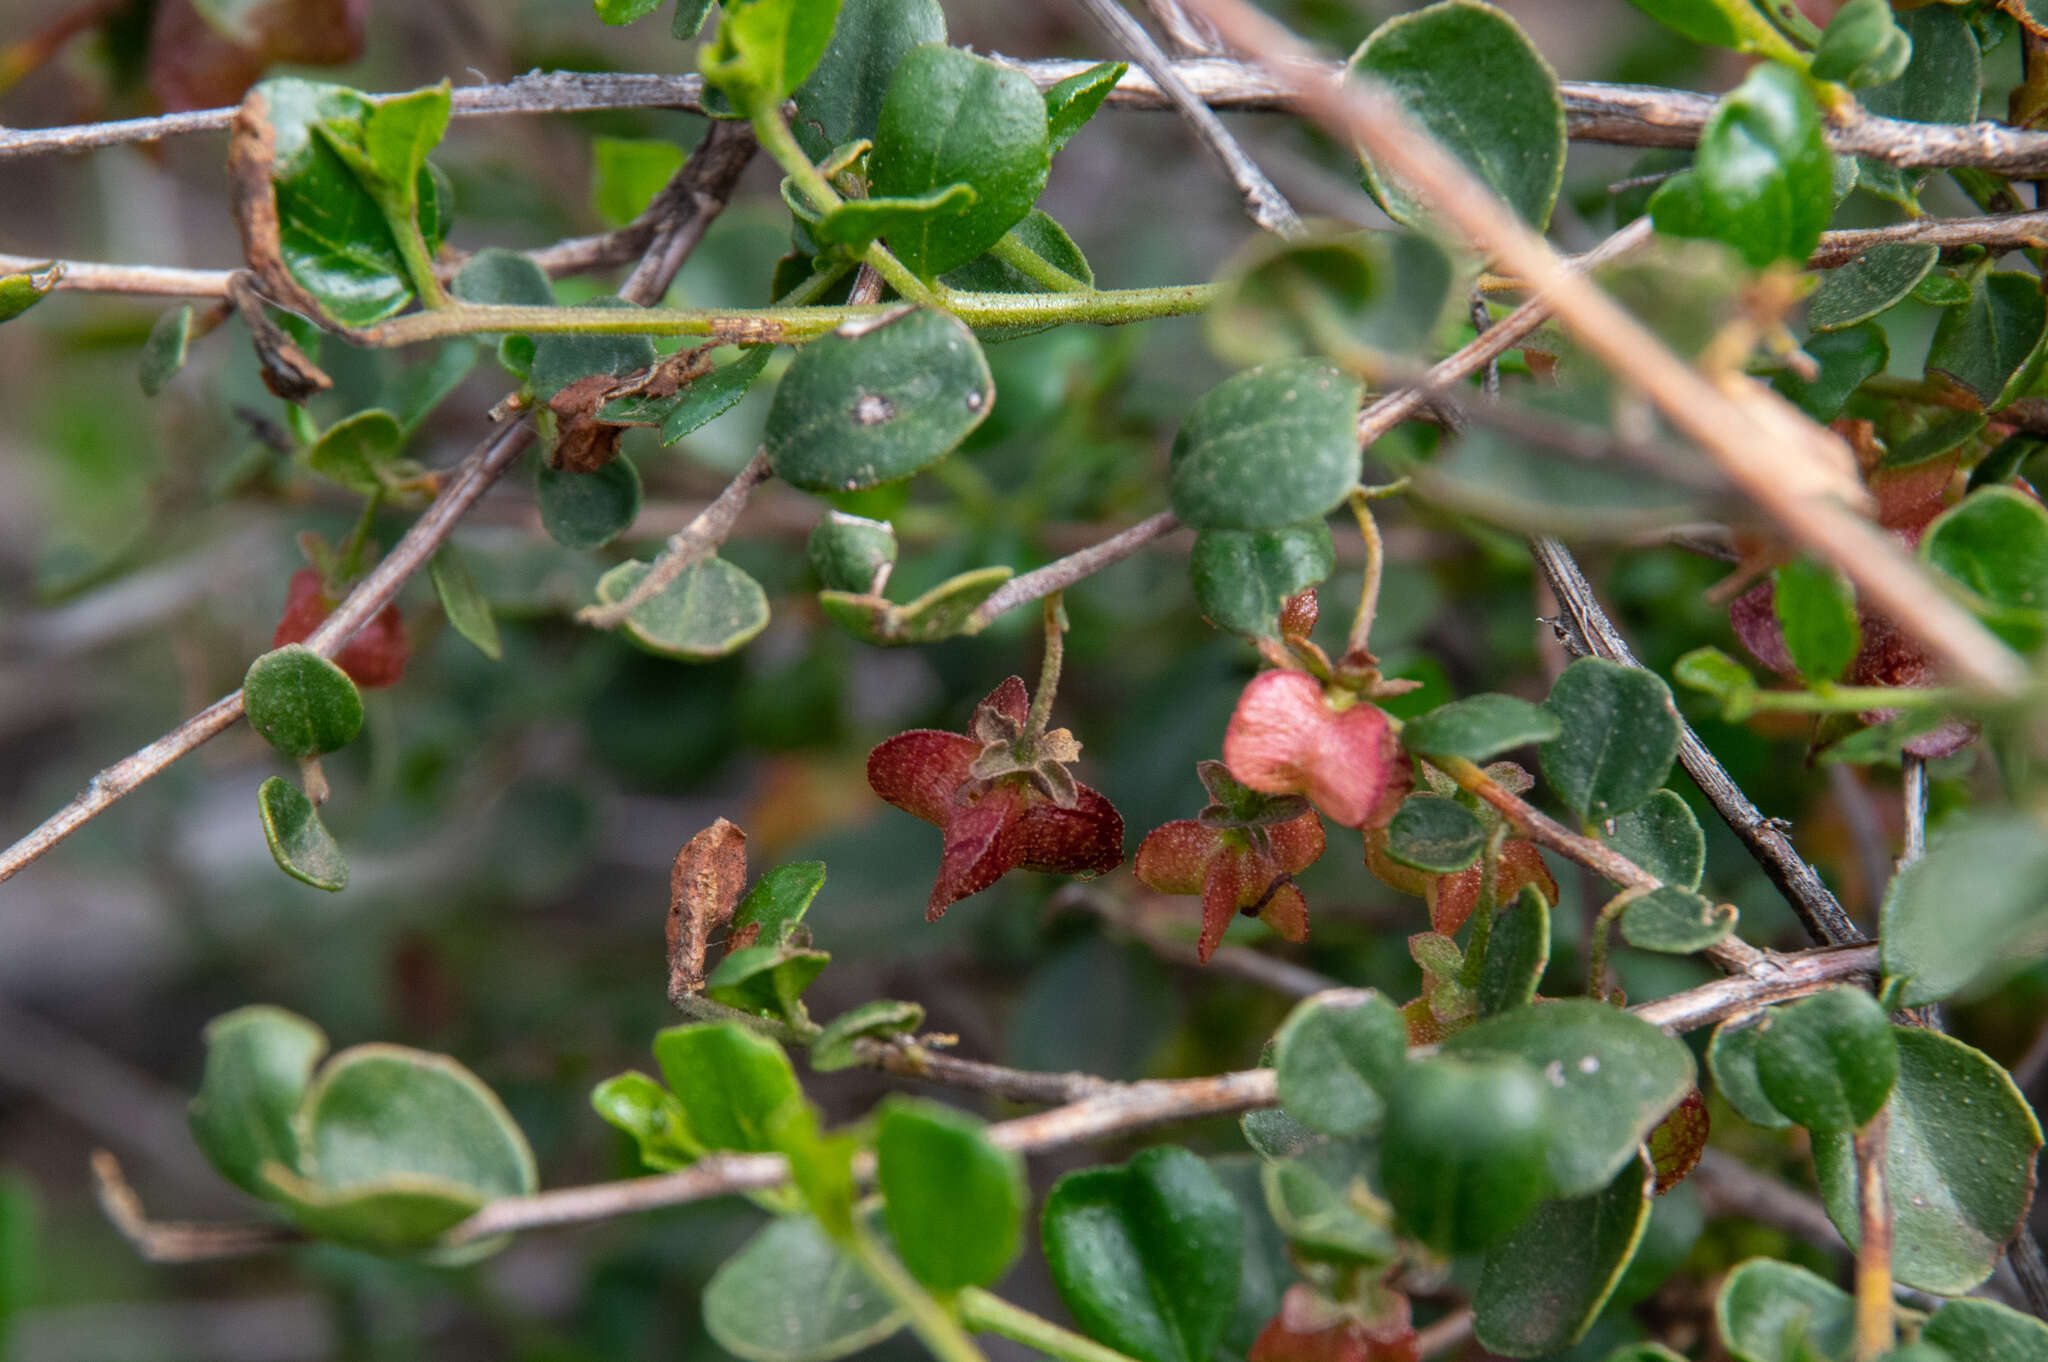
[1459,821,1512,990]
[847,1229,989,1362]
[393,217,450,310]
[334,488,386,582]
[1586,886,1650,1001]
[986,233,1091,293]
[1737,683,1973,717]
[1345,490,1387,657]
[1024,594,1067,744]
[957,1289,1141,1362]
[1727,0,1811,65]
[776,256,859,308]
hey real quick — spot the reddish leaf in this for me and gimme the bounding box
[1223,670,1410,829]
[272,568,407,689]
[1251,1286,1418,1362]
[1134,819,1216,895]
[1430,840,1558,937]
[149,0,366,112]
[1647,1088,1709,1194]
[867,729,980,825]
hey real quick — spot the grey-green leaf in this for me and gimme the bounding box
[537,457,642,550]
[1474,1151,1653,1358]
[1540,658,1682,824]
[1714,1259,1853,1362]
[705,1214,906,1362]
[1754,987,1896,1133]
[188,1005,328,1197]
[1706,1017,1793,1130]
[1402,694,1560,765]
[257,777,350,891]
[1881,809,2048,1008]
[1603,790,1704,890]
[1169,360,1362,532]
[140,305,194,396]
[245,645,364,759]
[1272,989,1408,1138]
[595,557,772,661]
[1926,272,2048,410]
[1619,885,1736,954]
[1809,243,1937,332]
[1922,1299,2048,1358]
[1475,885,1550,1016]
[1384,795,1486,874]
[1188,521,1335,639]
[429,545,501,661]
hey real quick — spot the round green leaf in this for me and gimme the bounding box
[1379,1056,1554,1255]
[1811,0,1913,87]
[538,456,642,550]
[652,1022,804,1154]
[451,246,555,307]
[297,1043,536,1201]
[1272,988,1408,1138]
[1810,1027,2042,1295]
[1402,693,1560,765]
[1706,1017,1793,1130]
[868,45,1049,279]
[595,557,772,662]
[1188,521,1335,639]
[1809,243,1937,332]
[1443,998,1695,1199]
[1384,794,1485,874]
[706,1215,905,1362]
[808,512,897,593]
[1922,1299,2048,1358]
[1715,1259,1853,1362]
[1752,987,1896,1134]
[1041,1146,1243,1362]
[1861,5,1980,127]
[1475,885,1551,1017]
[1773,559,1861,682]
[245,645,364,759]
[188,1005,328,1198]
[1474,1151,1653,1358]
[765,308,994,492]
[1774,322,1888,423]
[1648,64,1831,269]
[1926,273,2048,410]
[1603,790,1704,891]
[1539,658,1682,824]
[1619,885,1736,954]
[1922,487,2048,631]
[1881,809,2048,1008]
[1348,0,1566,231]
[256,777,349,892]
[589,1070,697,1171]
[791,0,946,161]
[1168,360,1362,532]
[877,1098,1024,1291]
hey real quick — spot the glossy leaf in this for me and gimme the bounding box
[1617,0,1743,47]
[869,45,1050,278]
[765,308,993,492]
[1881,809,2048,1007]
[1474,1152,1653,1358]
[594,558,772,662]
[1379,1056,1554,1254]
[1921,487,2048,640]
[1208,226,1453,370]
[257,776,349,891]
[589,1070,697,1170]
[1044,60,1125,155]
[1444,999,1695,1198]
[1169,361,1362,532]
[428,545,500,661]
[1809,243,1936,332]
[1188,521,1335,639]
[1042,1146,1243,1362]
[1349,1,1565,231]
[790,0,945,162]
[877,1098,1024,1291]
[188,1005,327,1197]
[1475,885,1550,1016]
[731,861,828,946]
[1619,885,1735,954]
[1603,790,1704,890]
[1811,1027,2042,1294]
[537,457,642,550]
[1715,1259,1854,1362]
[245,644,364,758]
[818,565,1012,645]
[0,261,60,324]
[704,1214,906,1362]
[1540,658,1682,824]
[601,345,774,445]
[1401,694,1559,765]
[705,942,830,1020]
[1810,0,1912,88]
[1272,989,1407,1138]
[1774,323,1888,423]
[1754,988,1896,1133]
[701,0,845,108]
[1649,64,1831,268]
[808,512,897,593]
[1707,1017,1793,1130]
[652,1022,805,1154]
[594,0,662,24]
[140,305,194,396]
[810,999,925,1072]
[1384,795,1485,874]
[1926,273,2048,409]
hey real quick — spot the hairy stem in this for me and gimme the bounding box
[1025,595,1068,744]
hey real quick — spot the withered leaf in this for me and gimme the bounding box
[667,818,748,1002]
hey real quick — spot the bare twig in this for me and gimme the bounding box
[1692,1148,1846,1250]
[1899,755,1928,870]
[968,511,1185,630]
[1627,943,1879,1032]
[576,451,774,630]
[1069,0,1300,236]
[1852,1108,1896,1360]
[1141,0,1227,56]
[91,1152,302,1262]
[848,1040,1117,1105]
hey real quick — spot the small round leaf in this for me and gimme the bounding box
[1383,795,1485,874]
[257,777,350,891]
[245,645,364,759]
[1753,987,1897,1133]
[1715,1259,1853,1362]
[705,1214,906,1362]
[1379,1056,1554,1255]
[1619,886,1736,954]
[1539,658,1681,824]
[1603,790,1704,891]
[1168,360,1363,532]
[1272,988,1408,1138]
[538,456,642,550]
[1706,1018,1793,1130]
[877,1098,1025,1292]
[1188,521,1335,639]
[1401,693,1560,765]
[595,557,772,661]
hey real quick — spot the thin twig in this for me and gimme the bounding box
[847,1040,1116,1105]
[575,451,774,629]
[968,511,1185,630]
[1852,1108,1896,1360]
[1899,755,1928,870]
[1069,0,1300,236]
[1141,0,1227,55]
[91,1152,302,1262]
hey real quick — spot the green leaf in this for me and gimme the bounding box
[1540,658,1682,824]
[1922,487,2048,637]
[1379,1056,1554,1254]
[733,861,829,944]
[706,942,831,1020]
[1349,0,1566,231]
[877,1098,1025,1291]
[590,1070,698,1170]
[1970,431,2048,493]
[140,304,194,396]
[1756,987,1897,1132]
[1773,559,1861,683]
[1673,645,1759,717]
[1384,795,1485,874]
[790,0,946,159]
[0,260,60,324]
[652,1022,805,1153]
[1617,0,1743,47]
[941,210,1096,340]
[428,544,501,661]
[595,557,772,661]
[1882,809,2048,1007]
[808,512,897,593]
[1620,885,1736,954]
[1259,1156,1398,1266]
[702,0,845,108]
[265,1175,487,1256]
[1927,273,2048,409]
[1188,521,1335,639]
[1813,1027,2043,1295]
[256,776,349,890]
[1810,0,1912,87]
[818,564,1012,645]
[538,457,642,551]
[245,644,363,758]
[765,308,994,492]
[1649,64,1831,269]
[1272,989,1407,1138]
[868,45,1050,278]
[1475,885,1551,1016]
[450,246,554,307]
[595,0,663,23]
[600,345,775,445]
[1861,5,1978,127]
[1881,409,1985,471]
[674,0,716,38]
[305,408,403,494]
[813,183,977,253]
[1475,1151,1653,1358]
[1207,226,1454,371]
[1707,1017,1793,1130]
[189,1005,328,1197]
[1043,60,1126,156]
[1041,1146,1243,1362]
[1774,323,1888,423]
[1444,999,1695,1198]
[1402,694,1560,764]
[0,1171,34,1348]
[1715,1259,1854,1362]
[1604,790,1704,890]
[1922,1299,2048,1358]
[391,340,478,436]
[1808,243,1936,332]
[1169,360,1362,532]
[591,136,687,227]
[810,999,925,1072]
[704,1214,906,1362]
